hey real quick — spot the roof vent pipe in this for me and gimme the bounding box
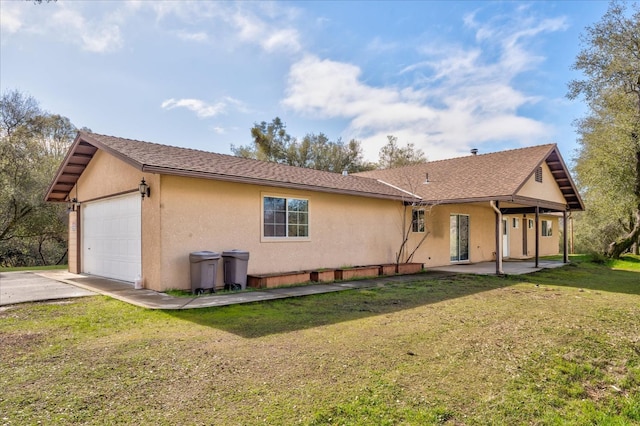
[471,148,478,156]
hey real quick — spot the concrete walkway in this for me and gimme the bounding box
[3,260,565,310]
[36,270,457,310]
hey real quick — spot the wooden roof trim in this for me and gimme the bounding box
[416,195,568,211]
[549,147,585,211]
[79,132,145,172]
[45,132,145,202]
[140,165,413,202]
[511,144,584,212]
[44,133,89,202]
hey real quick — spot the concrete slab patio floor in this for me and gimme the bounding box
[29,260,567,310]
[0,271,95,307]
[430,259,566,275]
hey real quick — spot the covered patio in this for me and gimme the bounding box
[430,259,567,275]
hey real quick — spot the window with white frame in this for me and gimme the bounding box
[412,208,425,232]
[263,196,309,238]
[541,220,553,237]
[528,219,534,229]
[512,218,519,228]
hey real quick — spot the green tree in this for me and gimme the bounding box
[231,117,293,163]
[0,90,75,266]
[568,1,640,257]
[232,117,375,172]
[378,135,427,169]
[300,133,374,173]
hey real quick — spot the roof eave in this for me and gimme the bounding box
[513,144,585,212]
[44,132,87,202]
[141,165,414,202]
[80,132,145,171]
[417,195,569,211]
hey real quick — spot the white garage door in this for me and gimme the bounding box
[82,193,141,283]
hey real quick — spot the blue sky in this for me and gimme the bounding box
[1,0,610,162]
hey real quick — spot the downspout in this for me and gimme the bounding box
[563,210,569,264]
[535,206,540,268]
[490,201,504,275]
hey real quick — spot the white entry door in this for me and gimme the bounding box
[82,193,141,283]
[502,218,510,259]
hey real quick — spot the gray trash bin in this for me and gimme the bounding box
[222,250,250,291]
[189,251,221,294]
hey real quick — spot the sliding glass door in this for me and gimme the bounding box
[450,214,469,262]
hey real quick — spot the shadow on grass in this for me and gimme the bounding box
[508,260,640,296]
[164,274,511,338]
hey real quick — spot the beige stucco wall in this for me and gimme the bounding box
[538,215,560,256]
[68,150,161,286]
[141,173,162,291]
[157,175,403,291]
[504,214,558,259]
[68,211,79,273]
[506,216,523,259]
[517,162,566,204]
[73,151,142,200]
[65,149,564,291]
[406,203,497,268]
[404,204,560,268]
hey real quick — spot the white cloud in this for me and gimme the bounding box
[366,37,398,53]
[161,96,246,119]
[283,56,400,118]
[282,8,564,160]
[283,54,550,160]
[230,9,301,53]
[139,1,301,53]
[262,28,301,53]
[2,1,125,53]
[161,98,226,118]
[176,31,209,43]
[0,2,23,34]
[49,7,123,53]
[2,1,301,55]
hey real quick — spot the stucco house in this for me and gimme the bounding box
[45,131,584,291]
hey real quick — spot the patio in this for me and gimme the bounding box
[429,259,567,275]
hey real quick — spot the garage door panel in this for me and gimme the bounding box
[82,193,141,283]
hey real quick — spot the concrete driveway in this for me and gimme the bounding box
[0,271,95,306]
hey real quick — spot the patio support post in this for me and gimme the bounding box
[490,201,504,275]
[570,213,574,254]
[563,210,569,264]
[535,206,540,268]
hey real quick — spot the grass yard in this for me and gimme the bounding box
[0,264,68,273]
[1,255,639,425]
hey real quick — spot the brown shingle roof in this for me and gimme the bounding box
[46,132,583,211]
[355,144,584,211]
[45,131,414,202]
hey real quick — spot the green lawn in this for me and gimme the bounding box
[1,255,639,425]
[0,264,68,272]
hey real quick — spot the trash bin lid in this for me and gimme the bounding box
[189,251,221,262]
[222,250,250,260]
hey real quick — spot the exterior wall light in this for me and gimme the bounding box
[66,198,80,213]
[139,178,150,199]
